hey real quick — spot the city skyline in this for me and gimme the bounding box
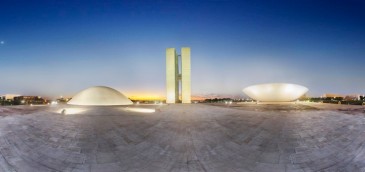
[1,0,365,99]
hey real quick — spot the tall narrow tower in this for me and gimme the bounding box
[166,47,191,103]
[166,48,179,103]
[181,47,191,103]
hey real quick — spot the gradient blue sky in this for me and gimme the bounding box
[1,0,365,98]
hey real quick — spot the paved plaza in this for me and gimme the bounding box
[1,103,365,172]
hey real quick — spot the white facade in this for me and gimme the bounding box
[181,47,191,103]
[68,86,133,106]
[166,48,179,104]
[166,47,191,103]
[243,83,308,102]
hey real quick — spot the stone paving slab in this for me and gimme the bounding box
[0,104,365,171]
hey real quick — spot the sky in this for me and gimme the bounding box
[1,0,365,99]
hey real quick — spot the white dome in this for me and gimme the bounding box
[68,86,133,106]
[243,83,308,102]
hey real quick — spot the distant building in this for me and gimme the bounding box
[344,94,361,101]
[1,94,21,100]
[322,93,344,98]
[322,94,361,100]
[0,94,21,105]
[13,96,48,105]
[0,96,10,105]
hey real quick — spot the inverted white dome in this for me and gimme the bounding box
[68,86,133,106]
[243,83,308,102]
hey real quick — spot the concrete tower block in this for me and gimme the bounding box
[166,47,191,104]
[181,47,191,103]
[166,48,179,103]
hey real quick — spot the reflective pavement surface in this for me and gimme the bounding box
[1,104,365,172]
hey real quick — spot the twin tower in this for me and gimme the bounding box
[166,47,191,103]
